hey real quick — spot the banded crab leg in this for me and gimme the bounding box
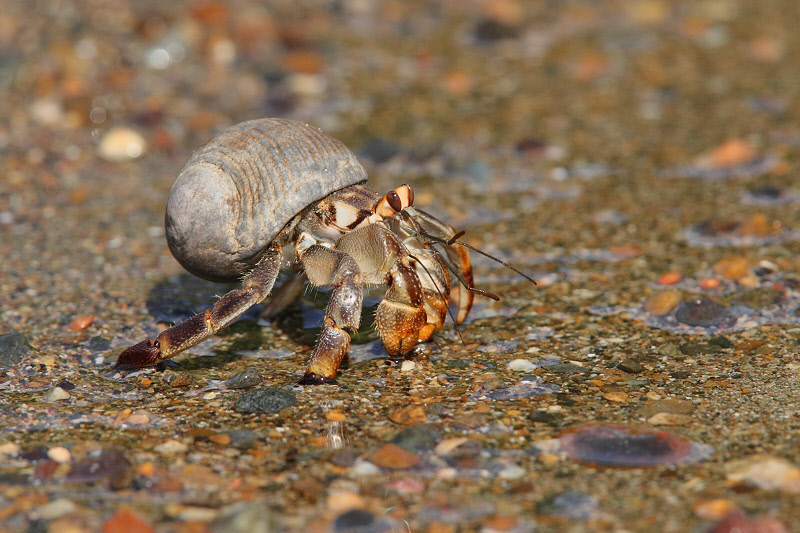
[115,244,283,367]
[297,222,429,383]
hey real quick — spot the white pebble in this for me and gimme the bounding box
[98,127,147,162]
[47,446,72,463]
[507,359,537,372]
[29,498,77,521]
[349,458,381,476]
[400,360,416,372]
[43,387,70,402]
[0,442,21,457]
[154,439,188,454]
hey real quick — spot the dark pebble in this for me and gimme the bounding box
[85,335,111,352]
[225,368,263,389]
[559,423,693,467]
[709,336,733,348]
[330,449,358,467]
[234,386,297,414]
[66,448,132,490]
[229,429,259,450]
[445,359,470,369]
[332,509,393,533]
[391,426,440,452]
[547,363,587,375]
[680,342,722,356]
[0,332,33,367]
[529,410,563,428]
[674,298,729,327]
[617,358,644,373]
[56,380,76,391]
[537,491,598,520]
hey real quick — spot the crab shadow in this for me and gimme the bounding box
[141,273,377,369]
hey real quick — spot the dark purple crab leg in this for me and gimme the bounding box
[116,244,284,367]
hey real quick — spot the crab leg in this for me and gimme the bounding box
[296,242,363,384]
[116,244,283,367]
[405,207,474,323]
[408,252,450,342]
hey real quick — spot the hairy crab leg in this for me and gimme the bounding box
[375,256,428,356]
[295,240,363,384]
[407,252,450,342]
[116,244,283,367]
[403,207,474,323]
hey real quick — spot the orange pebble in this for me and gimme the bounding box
[698,278,721,290]
[68,314,95,332]
[657,273,681,285]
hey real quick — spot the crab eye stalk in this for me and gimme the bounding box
[375,184,415,218]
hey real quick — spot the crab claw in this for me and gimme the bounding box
[115,339,163,367]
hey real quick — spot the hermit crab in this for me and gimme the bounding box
[117,118,532,383]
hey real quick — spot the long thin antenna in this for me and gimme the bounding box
[417,229,538,286]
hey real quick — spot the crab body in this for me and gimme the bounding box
[117,118,474,383]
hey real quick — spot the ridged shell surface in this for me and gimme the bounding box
[165,119,368,282]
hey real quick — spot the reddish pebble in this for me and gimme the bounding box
[101,506,154,533]
[388,405,428,425]
[657,272,681,285]
[68,314,95,332]
[366,443,420,469]
[699,277,721,290]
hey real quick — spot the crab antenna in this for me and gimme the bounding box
[415,228,538,286]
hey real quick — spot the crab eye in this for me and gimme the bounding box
[386,191,402,212]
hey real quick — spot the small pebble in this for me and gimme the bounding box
[643,290,681,315]
[400,360,416,372]
[366,443,421,469]
[349,459,381,476]
[617,358,644,373]
[43,387,71,402]
[68,314,95,332]
[98,127,147,161]
[326,491,365,513]
[224,368,263,389]
[434,437,471,456]
[332,508,393,533]
[698,277,721,290]
[712,257,751,280]
[29,498,77,521]
[537,491,599,520]
[647,412,692,425]
[391,426,439,452]
[47,446,72,463]
[154,439,188,454]
[0,442,21,457]
[0,332,33,367]
[507,359,537,372]
[674,298,729,327]
[657,272,682,285]
[229,429,259,450]
[693,499,739,520]
[100,506,155,533]
[725,454,800,493]
[387,405,428,425]
[234,386,296,414]
[603,391,629,403]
